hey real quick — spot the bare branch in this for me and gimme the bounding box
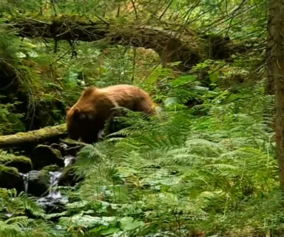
[131,0,139,20]
[158,0,173,20]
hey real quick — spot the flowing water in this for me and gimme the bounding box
[20,172,29,193]
[64,155,75,167]
[20,154,76,210]
[37,170,68,209]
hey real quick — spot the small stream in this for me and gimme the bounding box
[37,170,68,210]
[20,155,76,211]
[20,172,29,193]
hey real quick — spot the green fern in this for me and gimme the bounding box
[0,187,67,237]
[58,83,283,236]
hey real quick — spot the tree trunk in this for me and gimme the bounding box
[267,0,284,191]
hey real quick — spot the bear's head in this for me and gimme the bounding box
[65,90,117,143]
[66,107,98,143]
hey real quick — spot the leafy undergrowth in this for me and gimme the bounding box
[0,189,66,237]
[48,90,282,237]
[0,82,280,237]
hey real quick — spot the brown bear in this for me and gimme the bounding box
[66,84,157,144]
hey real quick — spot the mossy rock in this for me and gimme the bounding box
[27,170,50,197]
[53,140,86,156]
[31,145,64,170]
[42,164,60,172]
[0,151,32,173]
[4,156,32,173]
[0,165,23,190]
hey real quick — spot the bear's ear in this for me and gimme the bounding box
[66,107,71,113]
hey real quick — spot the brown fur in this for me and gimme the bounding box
[66,84,156,143]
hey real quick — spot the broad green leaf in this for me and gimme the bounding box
[99,227,121,235]
[119,217,145,231]
[171,75,197,87]
[164,97,181,107]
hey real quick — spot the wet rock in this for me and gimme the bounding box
[52,140,86,157]
[58,156,82,187]
[50,143,68,156]
[27,170,50,197]
[64,145,84,157]
[31,145,64,170]
[58,166,83,187]
[0,165,23,190]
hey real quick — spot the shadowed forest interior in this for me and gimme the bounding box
[0,0,284,236]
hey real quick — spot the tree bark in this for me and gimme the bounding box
[267,0,284,192]
[0,124,67,149]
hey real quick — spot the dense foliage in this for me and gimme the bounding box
[0,0,280,236]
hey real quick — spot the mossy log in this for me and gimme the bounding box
[0,124,67,149]
[9,17,251,71]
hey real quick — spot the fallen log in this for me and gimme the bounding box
[0,124,67,149]
[9,17,252,71]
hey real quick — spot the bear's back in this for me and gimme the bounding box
[99,84,154,112]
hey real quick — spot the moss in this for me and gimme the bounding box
[0,164,21,189]
[0,164,19,176]
[4,155,32,173]
[37,170,50,185]
[28,170,50,196]
[0,153,32,173]
[53,148,62,158]
[43,164,60,172]
[9,155,31,164]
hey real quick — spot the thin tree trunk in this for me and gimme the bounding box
[267,0,284,191]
